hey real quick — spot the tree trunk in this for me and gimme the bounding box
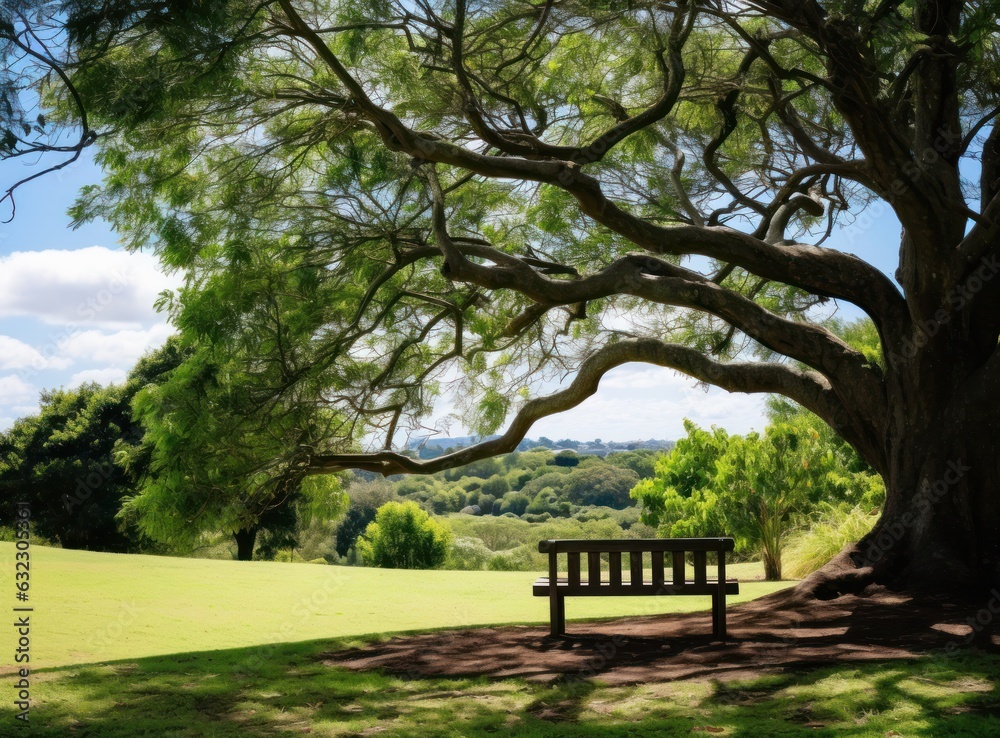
[763,551,782,582]
[806,361,1000,599]
[234,526,258,562]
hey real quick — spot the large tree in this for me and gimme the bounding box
[11,0,1000,594]
[0,339,188,551]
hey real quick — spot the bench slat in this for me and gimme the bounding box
[568,552,580,588]
[588,551,601,588]
[609,551,622,587]
[532,577,739,597]
[652,550,664,588]
[672,550,684,585]
[693,550,707,584]
[538,538,735,554]
[629,551,642,586]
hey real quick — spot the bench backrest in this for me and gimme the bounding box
[538,538,735,594]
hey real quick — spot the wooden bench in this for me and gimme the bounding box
[533,538,739,639]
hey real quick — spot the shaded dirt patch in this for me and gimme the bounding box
[324,585,1000,685]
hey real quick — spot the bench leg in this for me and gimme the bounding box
[549,593,565,636]
[712,593,727,642]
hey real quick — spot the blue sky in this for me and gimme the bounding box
[0,151,182,430]
[0,150,903,441]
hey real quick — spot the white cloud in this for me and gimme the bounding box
[0,375,36,405]
[56,324,175,368]
[0,335,72,370]
[0,246,181,327]
[532,364,769,440]
[69,367,128,387]
[428,364,770,443]
[0,336,67,369]
[529,382,768,441]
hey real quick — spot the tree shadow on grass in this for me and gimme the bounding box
[24,637,1000,737]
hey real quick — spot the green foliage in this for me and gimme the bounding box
[120,337,350,554]
[335,480,397,558]
[551,450,580,467]
[633,413,886,579]
[442,511,655,571]
[496,492,530,516]
[444,536,494,570]
[631,419,732,528]
[486,544,539,571]
[561,465,640,508]
[442,457,503,483]
[713,425,823,580]
[0,340,189,552]
[604,449,663,479]
[357,501,452,569]
[479,474,510,498]
[784,504,880,578]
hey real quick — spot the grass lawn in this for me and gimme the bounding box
[4,544,1000,735]
[17,638,1000,736]
[0,543,788,669]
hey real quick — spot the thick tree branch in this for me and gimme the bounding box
[275,0,906,334]
[302,338,843,476]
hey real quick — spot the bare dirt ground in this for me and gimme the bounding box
[326,585,1000,685]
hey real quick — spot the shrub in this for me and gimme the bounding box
[551,450,580,467]
[446,536,494,570]
[487,544,542,571]
[522,512,551,523]
[335,480,397,558]
[783,504,879,578]
[357,501,452,569]
[481,474,510,498]
[526,487,564,516]
[498,492,530,516]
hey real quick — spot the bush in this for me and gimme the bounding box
[498,492,531,516]
[551,450,580,467]
[357,501,452,569]
[522,512,551,523]
[783,504,879,578]
[481,474,510,498]
[446,536,494,570]
[487,544,542,571]
[335,480,397,558]
[526,487,568,516]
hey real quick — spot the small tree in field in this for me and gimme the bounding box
[714,428,819,581]
[357,501,452,570]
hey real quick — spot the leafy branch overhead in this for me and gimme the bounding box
[17,0,1000,586]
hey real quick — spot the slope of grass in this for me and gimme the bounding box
[19,638,1000,736]
[0,543,787,669]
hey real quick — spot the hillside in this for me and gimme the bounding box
[407,435,675,458]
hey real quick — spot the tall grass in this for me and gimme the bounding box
[783,504,879,578]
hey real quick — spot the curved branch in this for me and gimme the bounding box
[420,165,885,427]
[303,338,843,476]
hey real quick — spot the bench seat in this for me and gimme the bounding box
[532,577,739,597]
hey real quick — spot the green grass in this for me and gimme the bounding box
[4,543,1000,735]
[0,543,787,669]
[15,638,1000,736]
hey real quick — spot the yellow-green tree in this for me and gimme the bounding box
[357,501,452,570]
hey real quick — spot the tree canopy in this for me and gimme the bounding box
[0,338,188,551]
[9,0,1000,589]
